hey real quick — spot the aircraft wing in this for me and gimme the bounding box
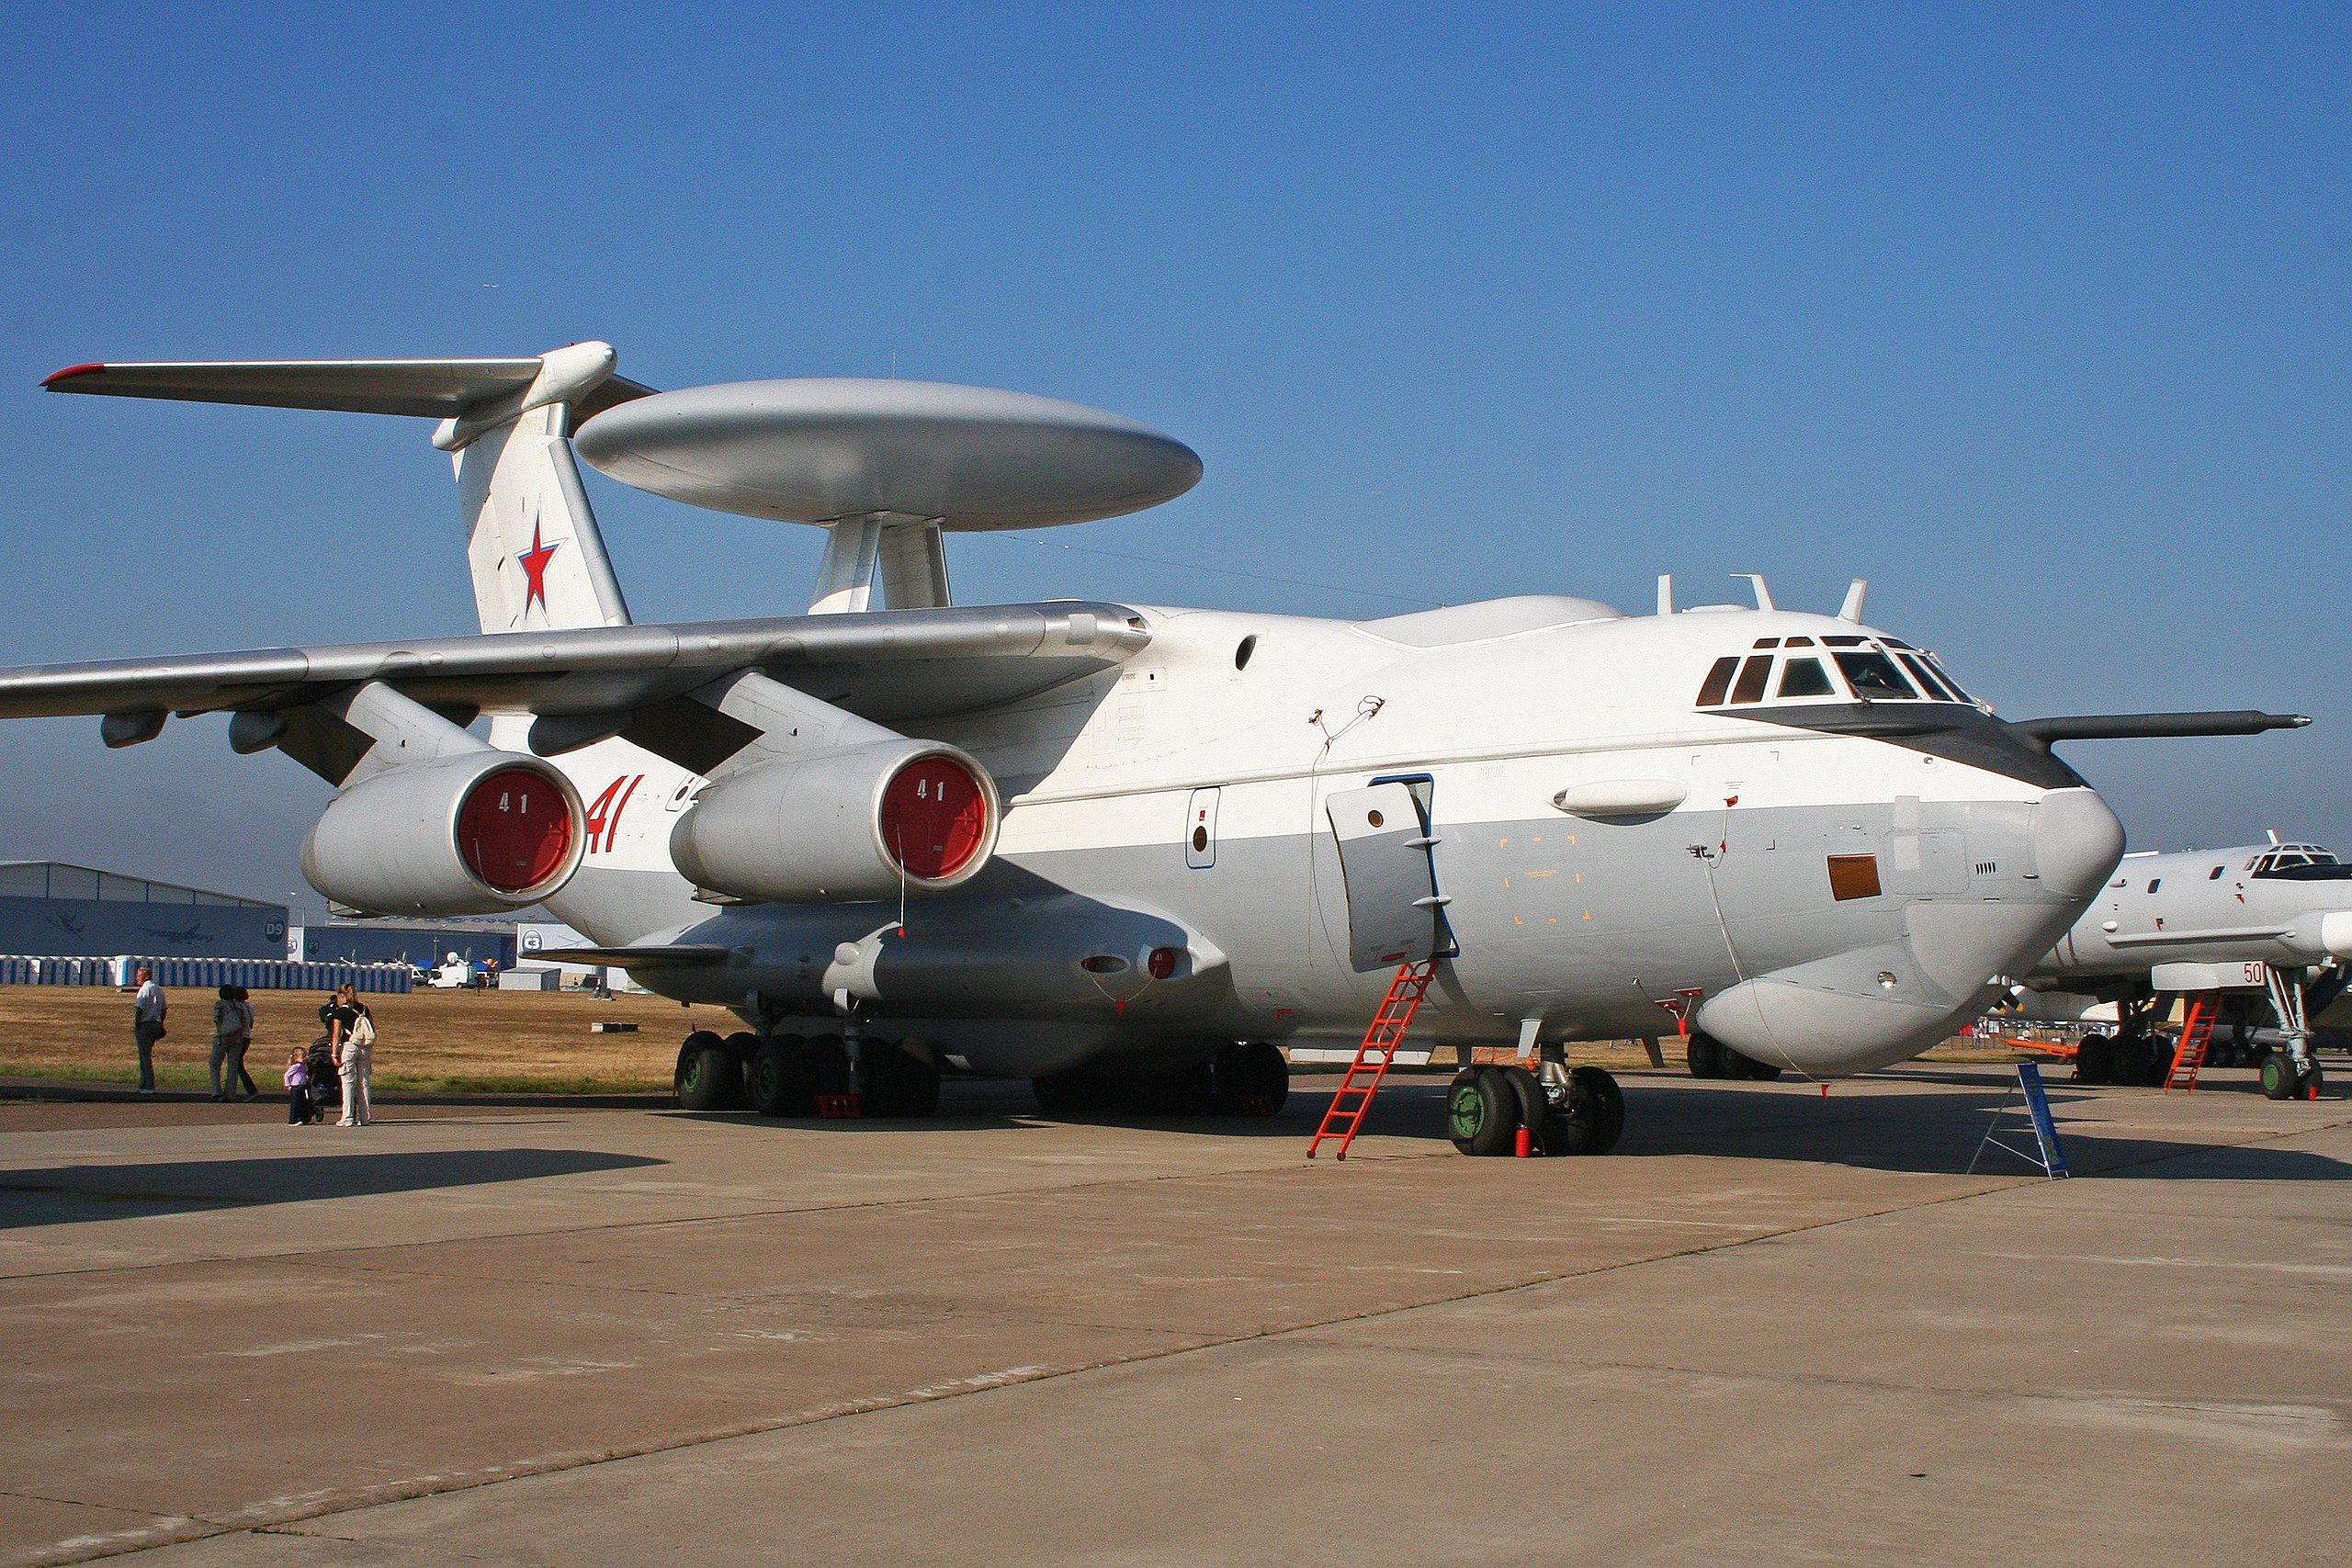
[0,602,1147,730]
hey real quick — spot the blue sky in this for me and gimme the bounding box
[0,3,2345,908]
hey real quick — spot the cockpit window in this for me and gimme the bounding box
[1778,658,1836,697]
[2253,847,2349,880]
[2209,866,2224,879]
[1696,656,1738,707]
[1896,654,1958,703]
[1729,655,1773,704]
[1833,651,1918,699]
[1921,654,1973,702]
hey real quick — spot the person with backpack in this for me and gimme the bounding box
[209,984,257,1101]
[327,983,376,1127]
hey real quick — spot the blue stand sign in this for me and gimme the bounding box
[1970,1061,2070,1179]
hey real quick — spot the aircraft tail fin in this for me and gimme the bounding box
[45,344,648,634]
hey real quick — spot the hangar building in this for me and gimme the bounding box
[0,862,288,959]
[290,920,517,969]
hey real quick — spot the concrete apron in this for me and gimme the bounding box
[0,1065,2346,1566]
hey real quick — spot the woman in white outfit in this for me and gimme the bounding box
[328,984,376,1127]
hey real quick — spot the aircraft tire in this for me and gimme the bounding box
[805,1035,853,1100]
[1032,1071,1114,1117]
[748,1035,813,1118]
[2107,1034,2145,1086]
[1446,1066,1520,1157]
[1686,1033,1724,1078]
[1725,1047,1782,1082]
[2075,1033,2113,1085]
[1544,1066,1624,1156]
[1212,1041,1289,1117]
[2260,1054,2299,1100]
[674,1032,741,1111]
[860,1042,941,1118]
[1134,1062,1216,1116]
[1498,1065,1546,1151]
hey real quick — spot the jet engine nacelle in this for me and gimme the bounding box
[300,751,586,917]
[670,740,1000,904]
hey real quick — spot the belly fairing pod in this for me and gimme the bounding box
[1700,785,2126,1074]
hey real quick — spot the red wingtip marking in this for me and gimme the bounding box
[42,363,106,387]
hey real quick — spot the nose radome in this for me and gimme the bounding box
[2032,786,2125,898]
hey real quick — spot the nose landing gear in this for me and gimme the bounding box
[2260,1053,2325,1101]
[1445,1061,1623,1156]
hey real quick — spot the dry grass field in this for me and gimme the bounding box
[0,983,2019,1096]
[0,985,725,1094]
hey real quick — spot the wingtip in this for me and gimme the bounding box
[41,363,105,389]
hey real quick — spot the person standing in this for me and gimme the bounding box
[209,985,257,1101]
[130,965,166,1094]
[328,983,375,1127]
[284,1046,315,1125]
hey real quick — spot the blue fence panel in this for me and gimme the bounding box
[5,955,412,993]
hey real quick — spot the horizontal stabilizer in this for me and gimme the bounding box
[529,944,734,968]
[43,354,654,423]
[2011,710,2311,750]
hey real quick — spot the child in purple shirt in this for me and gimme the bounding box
[284,1048,316,1125]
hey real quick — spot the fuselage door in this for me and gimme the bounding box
[1325,780,1446,971]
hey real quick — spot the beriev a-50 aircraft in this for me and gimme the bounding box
[2019,838,2352,1098]
[2,343,2303,1155]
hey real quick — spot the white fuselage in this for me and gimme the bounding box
[2035,841,2352,987]
[526,596,2122,1081]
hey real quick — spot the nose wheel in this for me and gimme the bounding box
[2261,1054,2325,1101]
[1446,1063,1623,1156]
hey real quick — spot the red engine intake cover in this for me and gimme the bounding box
[456,765,576,893]
[878,755,989,881]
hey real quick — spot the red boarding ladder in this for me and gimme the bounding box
[2164,993,2218,1093]
[1306,958,1439,1160]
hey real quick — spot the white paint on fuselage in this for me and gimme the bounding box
[524,597,2099,1077]
[2038,841,2352,980]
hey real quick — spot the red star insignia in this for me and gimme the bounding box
[517,525,561,616]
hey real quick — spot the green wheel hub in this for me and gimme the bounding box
[1447,1081,1487,1141]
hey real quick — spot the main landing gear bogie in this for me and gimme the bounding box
[1684,1032,1782,1081]
[1030,1040,1290,1121]
[676,1029,941,1119]
[1446,1063,1623,1157]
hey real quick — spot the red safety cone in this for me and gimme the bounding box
[1514,1126,1532,1157]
